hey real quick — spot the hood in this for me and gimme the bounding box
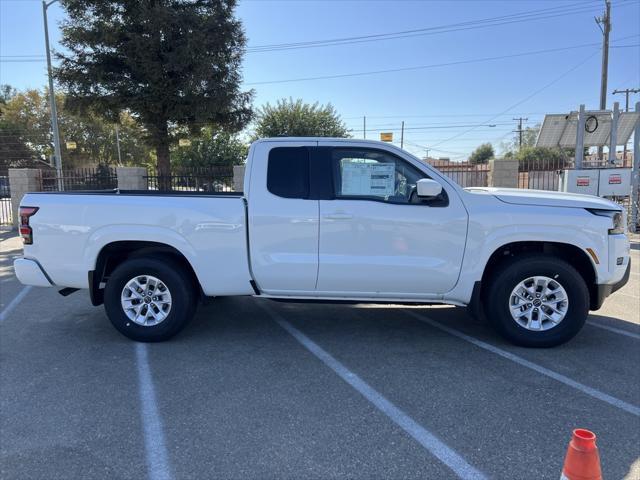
[464,187,622,210]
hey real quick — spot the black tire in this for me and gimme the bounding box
[485,254,589,347]
[104,256,197,342]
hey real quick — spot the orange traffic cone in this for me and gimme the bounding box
[561,429,602,480]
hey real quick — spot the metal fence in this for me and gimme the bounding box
[41,167,118,191]
[427,161,489,187]
[517,156,635,191]
[145,166,235,192]
[516,155,569,191]
[0,176,11,226]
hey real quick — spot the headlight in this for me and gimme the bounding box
[587,209,625,235]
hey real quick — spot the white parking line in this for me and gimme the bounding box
[588,321,640,340]
[136,343,173,480]
[405,311,640,417]
[0,286,31,322]
[258,302,487,480]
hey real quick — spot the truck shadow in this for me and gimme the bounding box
[188,297,639,349]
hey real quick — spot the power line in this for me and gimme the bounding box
[346,120,513,129]
[246,39,637,85]
[246,1,616,53]
[426,50,601,149]
[349,123,511,133]
[344,118,537,127]
[342,112,547,120]
[1,1,627,60]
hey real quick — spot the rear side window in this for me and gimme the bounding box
[267,147,310,199]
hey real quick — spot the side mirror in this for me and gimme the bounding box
[416,178,443,198]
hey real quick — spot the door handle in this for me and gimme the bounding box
[324,212,353,220]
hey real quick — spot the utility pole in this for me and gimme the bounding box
[612,88,640,162]
[595,0,611,161]
[513,117,528,149]
[400,121,405,149]
[363,116,366,139]
[632,101,640,232]
[42,0,63,189]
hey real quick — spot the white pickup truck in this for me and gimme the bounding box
[14,138,630,347]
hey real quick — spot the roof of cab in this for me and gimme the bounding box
[252,137,392,146]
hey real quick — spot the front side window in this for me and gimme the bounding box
[331,148,426,204]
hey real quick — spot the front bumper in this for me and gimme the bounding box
[593,259,631,310]
[13,258,53,287]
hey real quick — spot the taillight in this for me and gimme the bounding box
[19,206,39,245]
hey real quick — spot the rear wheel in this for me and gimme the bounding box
[485,254,589,347]
[104,256,197,342]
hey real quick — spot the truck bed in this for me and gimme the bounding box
[21,191,253,296]
[28,189,243,197]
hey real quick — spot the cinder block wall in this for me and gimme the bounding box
[8,169,42,229]
[233,165,245,192]
[116,167,147,190]
[488,159,519,188]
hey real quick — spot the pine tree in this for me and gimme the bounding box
[55,0,253,180]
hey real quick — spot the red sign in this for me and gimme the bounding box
[576,177,590,186]
[608,174,622,184]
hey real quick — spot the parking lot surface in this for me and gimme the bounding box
[1,232,639,479]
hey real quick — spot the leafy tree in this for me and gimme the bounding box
[171,128,248,170]
[469,143,494,165]
[63,111,153,167]
[0,85,17,104]
[499,125,539,156]
[515,146,570,171]
[0,87,152,168]
[1,87,42,171]
[55,0,253,179]
[253,98,349,139]
[0,122,37,173]
[518,126,539,149]
[0,88,54,162]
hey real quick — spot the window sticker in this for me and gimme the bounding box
[341,162,395,196]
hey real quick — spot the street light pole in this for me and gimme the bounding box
[42,0,63,188]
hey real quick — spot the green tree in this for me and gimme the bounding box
[253,98,349,139]
[55,0,253,179]
[0,85,17,104]
[62,110,153,167]
[515,146,570,171]
[0,88,54,162]
[0,87,152,168]
[171,128,248,170]
[499,125,539,156]
[0,117,37,173]
[469,143,494,165]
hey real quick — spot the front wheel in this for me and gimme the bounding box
[104,256,197,342]
[485,254,589,347]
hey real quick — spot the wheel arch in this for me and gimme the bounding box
[89,240,202,306]
[477,241,598,310]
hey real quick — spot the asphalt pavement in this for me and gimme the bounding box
[1,232,639,480]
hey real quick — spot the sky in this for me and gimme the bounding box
[0,0,639,160]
